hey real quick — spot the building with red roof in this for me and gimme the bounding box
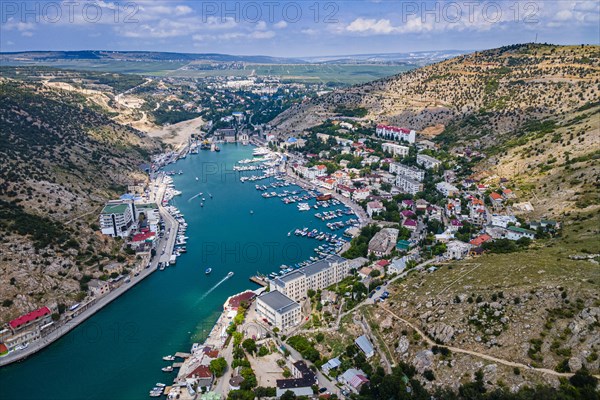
[376,125,416,143]
[470,234,492,247]
[489,192,503,205]
[376,260,390,267]
[224,290,256,311]
[9,306,52,333]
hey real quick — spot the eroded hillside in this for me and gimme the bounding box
[0,78,160,322]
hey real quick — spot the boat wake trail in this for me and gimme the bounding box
[197,273,232,303]
[188,192,203,202]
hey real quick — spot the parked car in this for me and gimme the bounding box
[319,388,327,393]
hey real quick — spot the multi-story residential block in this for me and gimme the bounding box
[375,124,416,143]
[99,199,136,237]
[396,175,423,195]
[382,143,409,157]
[272,255,350,302]
[389,163,425,181]
[255,290,301,331]
[416,154,442,169]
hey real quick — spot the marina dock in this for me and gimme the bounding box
[249,275,269,287]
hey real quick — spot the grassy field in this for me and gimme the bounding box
[4,60,413,84]
[391,211,599,302]
[164,64,412,84]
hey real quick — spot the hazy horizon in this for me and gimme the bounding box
[2,1,598,57]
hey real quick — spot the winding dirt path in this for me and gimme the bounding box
[379,306,600,379]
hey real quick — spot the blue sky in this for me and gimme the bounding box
[1,1,598,56]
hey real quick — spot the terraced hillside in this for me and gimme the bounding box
[0,77,160,322]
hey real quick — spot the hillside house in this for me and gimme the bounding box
[505,226,535,241]
[445,240,472,260]
[489,192,503,206]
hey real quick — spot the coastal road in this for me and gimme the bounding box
[0,175,178,367]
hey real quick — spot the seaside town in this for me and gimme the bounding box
[0,104,563,400]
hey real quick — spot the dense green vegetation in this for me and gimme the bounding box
[342,224,381,259]
[287,335,321,363]
[0,200,74,249]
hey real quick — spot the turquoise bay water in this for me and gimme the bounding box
[0,144,352,400]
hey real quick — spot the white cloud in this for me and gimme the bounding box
[274,21,288,29]
[346,18,398,34]
[3,19,36,32]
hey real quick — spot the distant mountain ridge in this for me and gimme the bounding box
[0,49,466,65]
[0,50,304,64]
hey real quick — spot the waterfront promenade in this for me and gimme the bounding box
[0,175,178,367]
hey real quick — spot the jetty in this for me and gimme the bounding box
[249,275,269,287]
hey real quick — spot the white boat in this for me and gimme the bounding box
[227,272,234,277]
[156,383,166,387]
[162,355,175,361]
[297,203,310,211]
[162,366,173,372]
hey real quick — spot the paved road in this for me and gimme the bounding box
[0,176,177,367]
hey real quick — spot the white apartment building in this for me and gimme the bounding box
[382,143,409,157]
[99,200,136,237]
[396,175,424,195]
[389,163,425,181]
[375,124,416,144]
[255,291,301,331]
[416,154,442,169]
[272,255,350,302]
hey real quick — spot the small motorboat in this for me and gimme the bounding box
[200,203,204,207]
[162,355,175,361]
[156,383,166,388]
[227,272,234,278]
[205,268,212,275]
[162,366,173,372]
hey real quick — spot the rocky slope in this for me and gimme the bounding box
[272,44,599,135]
[0,76,160,322]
